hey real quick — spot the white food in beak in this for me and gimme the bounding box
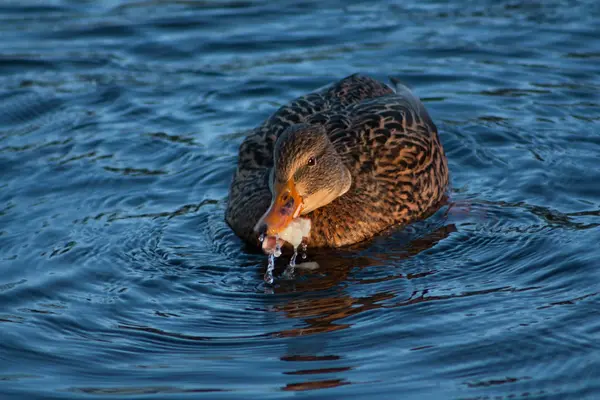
[278,218,311,247]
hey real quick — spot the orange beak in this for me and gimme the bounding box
[255,179,303,236]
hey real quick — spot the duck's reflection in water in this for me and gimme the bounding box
[271,223,457,331]
[269,223,457,391]
[280,355,352,392]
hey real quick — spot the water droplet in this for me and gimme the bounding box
[282,265,295,280]
[289,249,298,268]
[281,248,299,280]
[301,241,308,259]
[274,235,282,257]
[264,253,275,284]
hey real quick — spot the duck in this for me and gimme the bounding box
[225,74,449,250]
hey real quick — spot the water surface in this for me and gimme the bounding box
[1,1,600,399]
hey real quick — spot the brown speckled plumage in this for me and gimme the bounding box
[226,74,449,248]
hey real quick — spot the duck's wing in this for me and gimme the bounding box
[342,88,448,221]
[330,82,439,174]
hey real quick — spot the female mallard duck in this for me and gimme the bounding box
[226,74,448,250]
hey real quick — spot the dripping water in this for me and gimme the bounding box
[263,234,280,284]
[282,248,298,280]
[264,253,275,284]
[289,249,298,268]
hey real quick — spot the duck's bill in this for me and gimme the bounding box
[255,179,303,236]
[261,235,285,254]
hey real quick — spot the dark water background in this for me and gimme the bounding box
[2,1,600,399]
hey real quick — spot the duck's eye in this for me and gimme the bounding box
[307,157,316,166]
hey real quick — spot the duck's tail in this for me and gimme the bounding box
[388,76,434,128]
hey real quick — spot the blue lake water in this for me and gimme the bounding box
[1,1,600,399]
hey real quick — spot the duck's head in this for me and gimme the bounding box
[254,124,352,239]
